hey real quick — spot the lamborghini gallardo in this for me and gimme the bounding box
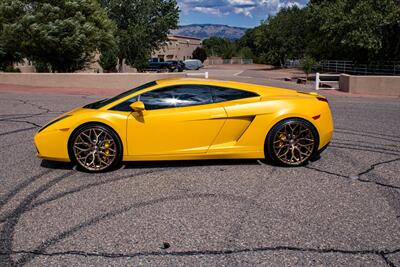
[34,78,333,172]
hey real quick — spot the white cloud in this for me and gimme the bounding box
[233,6,255,17]
[193,6,224,15]
[179,0,307,18]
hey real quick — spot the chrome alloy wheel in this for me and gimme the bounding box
[272,122,315,165]
[73,127,117,171]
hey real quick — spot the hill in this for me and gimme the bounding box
[171,24,248,40]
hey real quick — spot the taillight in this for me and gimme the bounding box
[317,97,329,103]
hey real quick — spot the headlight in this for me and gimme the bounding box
[38,115,71,133]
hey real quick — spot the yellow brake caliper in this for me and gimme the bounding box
[103,141,110,161]
[278,133,286,148]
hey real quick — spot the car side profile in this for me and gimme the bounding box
[34,78,334,172]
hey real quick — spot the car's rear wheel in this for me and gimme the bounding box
[266,118,319,166]
[69,124,122,172]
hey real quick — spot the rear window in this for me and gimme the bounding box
[84,81,157,109]
[211,86,259,102]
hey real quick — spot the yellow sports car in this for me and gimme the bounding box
[34,78,333,172]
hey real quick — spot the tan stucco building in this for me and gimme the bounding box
[152,35,202,61]
[13,35,202,73]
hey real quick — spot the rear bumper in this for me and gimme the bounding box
[318,142,330,154]
[313,107,334,150]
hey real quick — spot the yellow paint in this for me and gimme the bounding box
[34,78,334,162]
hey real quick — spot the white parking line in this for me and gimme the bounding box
[234,70,245,76]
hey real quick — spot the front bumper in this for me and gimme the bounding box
[34,129,71,162]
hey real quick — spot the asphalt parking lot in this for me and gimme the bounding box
[1,71,400,266]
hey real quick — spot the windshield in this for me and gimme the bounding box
[84,81,157,109]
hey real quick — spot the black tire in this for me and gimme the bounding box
[265,118,319,166]
[68,123,122,173]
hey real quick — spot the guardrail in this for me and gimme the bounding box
[315,73,340,90]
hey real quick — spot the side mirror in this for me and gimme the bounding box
[129,101,145,112]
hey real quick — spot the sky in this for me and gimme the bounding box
[178,0,309,28]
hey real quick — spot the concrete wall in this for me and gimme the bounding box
[339,74,400,97]
[0,73,186,90]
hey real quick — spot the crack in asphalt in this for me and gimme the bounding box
[0,99,47,135]
[1,246,398,265]
[0,98,62,130]
[358,158,400,177]
[1,119,41,128]
[2,192,257,266]
[5,98,52,114]
[0,112,63,121]
[0,127,37,137]
[306,158,400,190]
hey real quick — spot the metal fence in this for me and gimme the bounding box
[285,59,301,68]
[222,58,254,65]
[207,58,253,65]
[319,60,400,75]
[285,60,400,76]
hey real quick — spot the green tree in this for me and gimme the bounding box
[239,0,400,66]
[99,48,118,72]
[202,37,236,58]
[300,55,316,83]
[308,0,400,62]
[0,2,23,71]
[237,28,258,53]
[192,47,207,63]
[0,0,116,72]
[253,6,309,66]
[239,47,253,59]
[99,0,179,72]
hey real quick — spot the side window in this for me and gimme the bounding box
[211,86,259,103]
[140,85,213,110]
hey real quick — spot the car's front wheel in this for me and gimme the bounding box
[69,124,122,172]
[266,118,319,166]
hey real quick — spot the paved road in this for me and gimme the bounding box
[0,72,400,266]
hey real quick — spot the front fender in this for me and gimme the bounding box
[34,109,129,162]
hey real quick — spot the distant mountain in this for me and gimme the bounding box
[171,24,248,40]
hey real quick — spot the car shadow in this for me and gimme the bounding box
[40,160,75,170]
[40,159,269,172]
[123,159,263,169]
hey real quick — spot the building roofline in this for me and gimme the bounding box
[168,34,202,41]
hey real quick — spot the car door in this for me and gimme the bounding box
[207,86,262,153]
[127,85,227,156]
